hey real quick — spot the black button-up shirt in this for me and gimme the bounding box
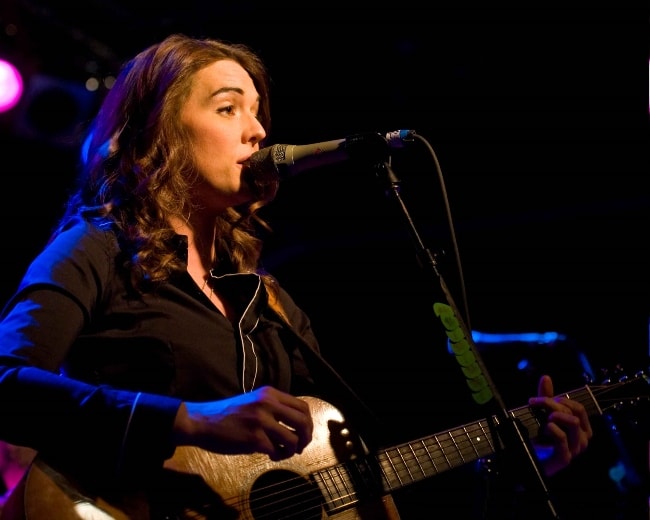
[0,216,319,481]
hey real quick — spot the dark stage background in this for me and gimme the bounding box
[0,2,648,519]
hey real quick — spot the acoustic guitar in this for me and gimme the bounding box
[3,372,648,520]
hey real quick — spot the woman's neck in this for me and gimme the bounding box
[169,214,235,319]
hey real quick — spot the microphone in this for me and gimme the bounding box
[247,130,415,181]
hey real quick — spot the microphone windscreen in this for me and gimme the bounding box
[243,146,280,202]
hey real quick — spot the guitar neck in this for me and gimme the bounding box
[313,385,601,509]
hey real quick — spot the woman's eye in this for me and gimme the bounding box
[218,105,235,115]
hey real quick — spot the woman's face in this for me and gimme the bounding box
[180,59,266,213]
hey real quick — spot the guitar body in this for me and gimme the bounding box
[4,396,401,520]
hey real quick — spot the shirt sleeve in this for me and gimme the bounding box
[0,217,182,482]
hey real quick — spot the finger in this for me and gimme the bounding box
[269,445,293,462]
[547,412,582,454]
[254,387,314,452]
[267,428,300,461]
[273,402,313,453]
[556,398,593,440]
[529,394,576,414]
[261,413,311,460]
[543,422,572,466]
[264,386,311,418]
[537,374,554,398]
[552,412,591,456]
[529,398,587,455]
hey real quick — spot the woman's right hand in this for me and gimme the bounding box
[172,386,314,461]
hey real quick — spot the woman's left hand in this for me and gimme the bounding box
[528,374,593,476]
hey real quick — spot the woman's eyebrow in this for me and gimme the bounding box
[211,86,244,98]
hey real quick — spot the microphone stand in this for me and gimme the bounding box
[374,160,561,519]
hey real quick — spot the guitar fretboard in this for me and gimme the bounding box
[312,384,601,514]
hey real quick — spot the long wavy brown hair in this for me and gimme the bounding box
[53,34,282,296]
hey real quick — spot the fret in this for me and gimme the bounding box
[411,439,440,478]
[510,407,543,440]
[333,464,356,504]
[431,433,454,470]
[313,463,357,512]
[420,437,442,476]
[379,447,407,487]
[468,418,497,458]
[572,386,600,415]
[442,428,467,467]
[394,447,414,481]
[419,436,451,473]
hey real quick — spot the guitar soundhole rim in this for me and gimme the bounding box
[250,469,323,520]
